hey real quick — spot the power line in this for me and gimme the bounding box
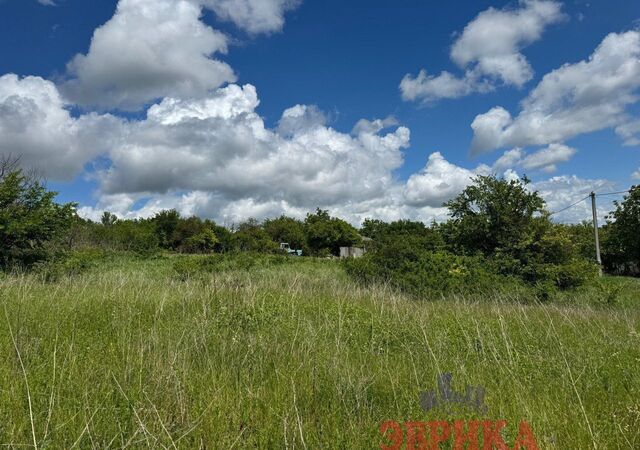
[547,188,633,216]
[548,195,590,216]
[595,190,631,197]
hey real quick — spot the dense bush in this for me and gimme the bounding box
[0,170,76,270]
[304,209,361,256]
[233,219,279,253]
[602,185,640,276]
[344,248,506,298]
[32,249,103,282]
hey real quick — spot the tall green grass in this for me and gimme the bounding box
[0,256,639,448]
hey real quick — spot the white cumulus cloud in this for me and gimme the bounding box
[199,0,301,35]
[61,0,236,111]
[471,30,640,154]
[0,74,120,180]
[403,152,479,207]
[493,143,577,173]
[95,83,411,214]
[401,0,564,103]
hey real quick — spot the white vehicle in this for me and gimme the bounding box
[279,242,303,256]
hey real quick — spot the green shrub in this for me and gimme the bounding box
[181,228,218,253]
[0,170,76,271]
[546,259,599,290]
[233,219,279,253]
[344,248,503,299]
[593,279,624,306]
[32,249,101,282]
[305,209,361,256]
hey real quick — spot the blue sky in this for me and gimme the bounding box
[0,0,639,224]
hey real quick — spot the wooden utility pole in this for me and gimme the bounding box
[590,192,602,275]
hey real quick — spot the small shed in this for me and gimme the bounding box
[339,247,365,258]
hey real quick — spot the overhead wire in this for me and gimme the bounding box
[547,189,632,216]
[548,195,590,216]
[595,190,631,197]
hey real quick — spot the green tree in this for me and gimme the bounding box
[304,208,361,256]
[263,215,307,251]
[101,211,118,226]
[234,219,278,253]
[602,185,640,274]
[171,216,212,253]
[151,209,181,248]
[443,175,546,257]
[443,175,597,290]
[360,218,387,240]
[0,170,76,269]
[182,228,219,253]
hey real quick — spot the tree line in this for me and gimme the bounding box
[1,161,639,297]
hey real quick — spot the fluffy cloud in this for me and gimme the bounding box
[493,143,576,173]
[79,141,613,226]
[61,0,236,111]
[0,74,119,180]
[401,0,564,103]
[199,0,300,35]
[493,148,524,171]
[95,83,410,212]
[403,152,480,207]
[471,30,640,153]
[59,0,303,110]
[521,143,576,172]
[400,70,481,103]
[632,169,640,180]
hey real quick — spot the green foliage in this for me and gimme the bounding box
[305,208,361,256]
[96,219,160,256]
[100,211,118,226]
[171,216,211,252]
[347,176,598,297]
[444,175,546,256]
[344,247,505,298]
[263,215,307,252]
[592,279,625,306]
[234,219,279,253]
[0,167,605,295]
[563,222,599,261]
[181,228,218,254]
[602,185,640,275]
[442,175,597,291]
[364,219,445,254]
[0,170,76,270]
[32,249,102,282]
[151,209,180,248]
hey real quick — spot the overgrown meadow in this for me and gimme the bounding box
[2,167,640,448]
[1,254,639,449]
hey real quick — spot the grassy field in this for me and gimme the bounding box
[0,255,639,449]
